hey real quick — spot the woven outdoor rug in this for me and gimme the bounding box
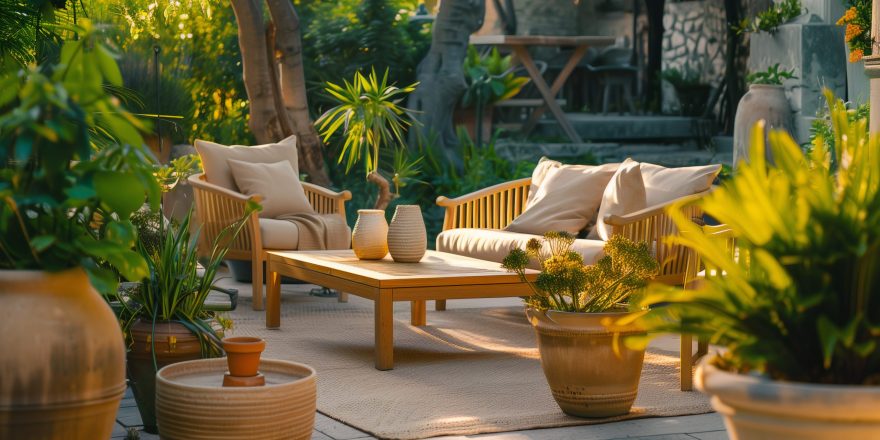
[227,286,713,440]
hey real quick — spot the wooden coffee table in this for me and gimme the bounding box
[265,250,537,370]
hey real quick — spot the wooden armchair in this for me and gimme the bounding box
[435,177,708,308]
[189,173,352,310]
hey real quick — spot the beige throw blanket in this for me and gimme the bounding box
[274,213,351,250]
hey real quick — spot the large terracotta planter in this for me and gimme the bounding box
[156,358,316,439]
[733,84,793,166]
[0,269,126,439]
[127,319,202,433]
[526,308,646,418]
[387,204,427,263]
[697,360,880,439]
[351,209,389,260]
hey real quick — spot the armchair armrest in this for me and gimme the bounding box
[436,177,532,230]
[302,182,352,218]
[189,173,260,257]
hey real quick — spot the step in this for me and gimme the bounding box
[534,114,714,141]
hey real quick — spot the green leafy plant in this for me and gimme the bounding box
[0,21,160,293]
[660,66,704,88]
[631,91,880,385]
[735,0,803,34]
[460,45,529,109]
[746,64,797,85]
[809,101,868,155]
[503,233,659,313]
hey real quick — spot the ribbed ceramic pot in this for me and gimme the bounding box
[0,269,126,440]
[156,358,316,440]
[697,360,880,439]
[351,209,388,260]
[387,205,427,263]
[526,308,646,418]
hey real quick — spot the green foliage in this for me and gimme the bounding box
[746,64,797,85]
[735,0,803,34]
[632,91,880,385]
[0,21,160,293]
[810,100,868,155]
[503,233,659,313]
[317,68,418,176]
[660,66,705,88]
[116,52,192,143]
[153,154,202,192]
[460,45,529,108]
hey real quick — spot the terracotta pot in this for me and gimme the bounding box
[697,360,880,439]
[0,269,126,439]
[223,336,266,377]
[387,205,427,263]
[453,105,494,143]
[733,84,793,167]
[526,308,646,418]
[127,319,202,433]
[156,358,317,440]
[351,209,389,260]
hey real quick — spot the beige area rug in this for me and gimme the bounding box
[227,288,713,440]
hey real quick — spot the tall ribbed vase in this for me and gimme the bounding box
[387,205,427,263]
[351,209,388,260]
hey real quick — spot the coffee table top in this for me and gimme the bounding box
[267,250,537,288]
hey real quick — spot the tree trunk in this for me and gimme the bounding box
[723,0,743,134]
[407,0,486,168]
[265,0,332,187]
[230,0,286,144]
[367,172,394,211]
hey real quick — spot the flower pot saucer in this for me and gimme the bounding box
[222,372,266,387]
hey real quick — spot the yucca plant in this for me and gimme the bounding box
[503,232,658,313]
[316,68,418,210]
[630,91,880,385]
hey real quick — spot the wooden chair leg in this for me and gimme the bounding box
[435,299,447,311]
[338,292,349,303]
[681,333,694,391]
[252,258,264,311]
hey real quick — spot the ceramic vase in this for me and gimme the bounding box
[352,209,388,260]
[387,205,427,263]
[732,84,793,167]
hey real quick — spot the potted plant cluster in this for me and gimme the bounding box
[503,232,659,417]
[631,91,880,438]
[456,45,530,146]
[733,63,796,166]
[0,22,160,439]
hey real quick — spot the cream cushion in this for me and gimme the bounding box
[506,163,618,235]
[259,218,300,249]
[640,162,721,206]
[227,159,314,218]
[436,228,605,269]
[194,135,298,190]
[525,157,561,205]
[592,158,647,240]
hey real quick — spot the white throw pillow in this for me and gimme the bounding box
[591,158,648,241]
[194,135,298,191]
[640,162,721,206]
[506,163,618,235]
[227,159,314,218]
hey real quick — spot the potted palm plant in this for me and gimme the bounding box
[503,232,659,417]
[0,22,160,439]
[631,91,880,438]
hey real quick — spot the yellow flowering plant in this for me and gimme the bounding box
[838,1,872,62]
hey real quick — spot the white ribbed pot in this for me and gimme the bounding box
[387,205,427,263]
[696,359,880,439]
[351,209,388,260]
[732,84,793,166]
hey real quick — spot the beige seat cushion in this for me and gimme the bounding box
[259,218,300,249]
[592,158,647,240]
[640,162,721,206]
[194,135,298,190]
[436,228,605,269]
[227,159,314,218]
[506,163,618,235]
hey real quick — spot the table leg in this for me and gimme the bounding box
[511,45,585,143]
[411,300,427,326]
[435,299,447,311]
[266,266,282,329]
[338,291,349,303]
[375,289,394,370]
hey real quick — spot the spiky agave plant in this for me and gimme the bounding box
[630,90,880,385]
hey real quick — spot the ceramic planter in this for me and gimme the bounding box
[0,269,126,440]
[127,319,202,433]
[387,205,427,263]
[526,308,646,418]
[352,209,389,260]
[223,336,266,377]
[156,358,317,440]
[733,84,793,166]
[697,360,880,439]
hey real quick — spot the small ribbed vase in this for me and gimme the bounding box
[352,209,388,260]
[387,205,427,263]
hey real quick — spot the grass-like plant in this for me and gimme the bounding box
[746,64,797,85]
[631,91,880,385]
[503,232,659,313]
[735,0,802,34]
